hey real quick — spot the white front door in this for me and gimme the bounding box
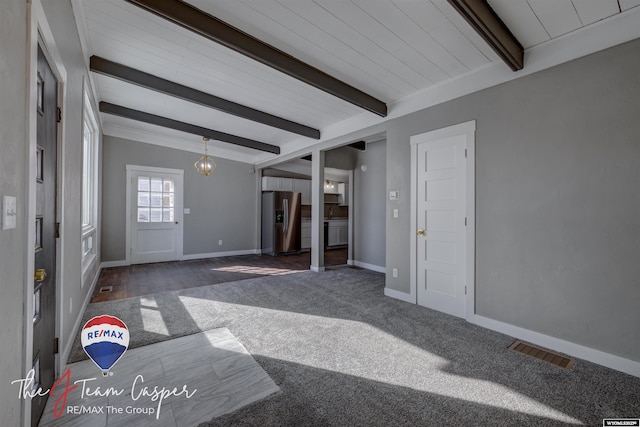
[415,133,468,318]
[127,166,183,264]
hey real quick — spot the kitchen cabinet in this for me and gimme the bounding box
[262,176,294,191]
[263,177,311,205]
[293,179,311,205]
[338,183,349,206]
[301,221,311,249]
[327,220,348,247]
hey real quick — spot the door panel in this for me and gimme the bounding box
[130,171,183,264]
[32,45,58,427]
[417,134,467,318]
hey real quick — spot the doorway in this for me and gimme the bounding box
[410,121,475,320]
[126,165,184,264]
[31,45,59,427]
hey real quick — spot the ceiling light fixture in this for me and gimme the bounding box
[195,137,216,176]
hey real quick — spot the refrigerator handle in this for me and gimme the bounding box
[283,198,289,233]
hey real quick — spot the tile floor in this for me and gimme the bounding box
[38,329,279,427]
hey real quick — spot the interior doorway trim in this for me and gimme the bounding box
[409,120,476,320]
[26,2,69,426]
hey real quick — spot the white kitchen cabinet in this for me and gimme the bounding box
[262,176,294,191]
[301,221,311,249]
[279,178,294,191]
[262,176,276,190]
[338,183,349,206]
[327,220,348,247]
[293,179,311,205]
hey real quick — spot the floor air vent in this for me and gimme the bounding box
[508,340,575,370]
[99,286,113,293]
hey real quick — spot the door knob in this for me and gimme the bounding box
[416,229,426,237]
[34,269,47,282]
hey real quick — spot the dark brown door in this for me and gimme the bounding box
[32,45,58,427]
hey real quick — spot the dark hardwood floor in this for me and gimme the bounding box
[91,248,348,303]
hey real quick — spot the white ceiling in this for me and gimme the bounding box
[72,0,639,164]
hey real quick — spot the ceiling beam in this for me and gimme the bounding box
[90,56,320,140]
[124,0,388,117]
[447,0,524,71]
[99,102,280,154]
[348,140,367,151]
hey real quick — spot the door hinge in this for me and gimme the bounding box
[56,107,62,123]
[53,337,59,354]
[465,217,467,226]
[465,149,467,158]
[465,286,467,295]
[55,222,60,238]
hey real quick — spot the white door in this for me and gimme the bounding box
[416,134,467,318]
[127,166,183,264]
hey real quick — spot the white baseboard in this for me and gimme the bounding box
[472,315,640,378]
[352,260,386,273]
[181,249,260,260]
[310,265,325,272]
[384,287,416,304]
[61,264,101,368]
[101,260,129,268]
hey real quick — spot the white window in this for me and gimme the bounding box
[136,177,175,223]
[81,89,99,275]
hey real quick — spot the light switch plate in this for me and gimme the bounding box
[393,208,398,218]
[183,208,190,214]
[2,196,17,230]
[389,190,399,200]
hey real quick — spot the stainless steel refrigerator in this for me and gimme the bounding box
[261,191,301,255]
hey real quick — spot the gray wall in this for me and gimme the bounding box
[352,140,386,268]
[384,38,640,362]
[102,136,258,260]
[326,146,356,170]
[0,2,28,425]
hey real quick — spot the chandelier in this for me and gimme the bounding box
[194,137,216,176]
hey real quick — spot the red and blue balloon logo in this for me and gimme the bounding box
[81,315,130,376]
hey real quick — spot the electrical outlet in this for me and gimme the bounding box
[393,209,398,218]
[69,297,73,314]
[218,240,223,246]
[392,268,398,278]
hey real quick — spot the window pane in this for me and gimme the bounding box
[150,208,162,222]
[162,208,174,222]
[138,177,150,191]
[150,178,162,192]
[137,192,149,207]
[163,194,174,207]
[33,288,41,323]
[137,208,150,222]
[150,193,163,207]
[163,179,174,193]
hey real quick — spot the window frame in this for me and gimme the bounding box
[81,88,99,276]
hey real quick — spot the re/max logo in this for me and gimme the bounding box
[86,329,124,340]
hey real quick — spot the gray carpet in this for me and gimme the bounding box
[70,268,640,426]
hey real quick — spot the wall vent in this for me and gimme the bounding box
[99,286,113,293]
[508,340,575,370]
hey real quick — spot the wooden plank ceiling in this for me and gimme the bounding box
[74,0,627,163]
